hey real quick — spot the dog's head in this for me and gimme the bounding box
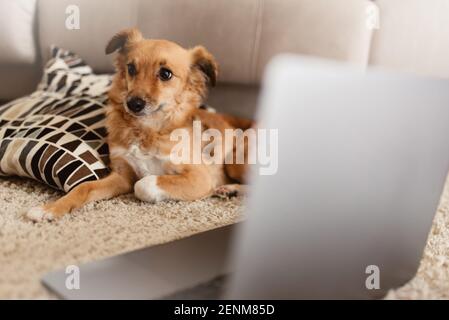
[106,28,217,117]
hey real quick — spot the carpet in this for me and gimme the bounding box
[1,175,449,299]
[385,174,449,300]
[0,177,244,299]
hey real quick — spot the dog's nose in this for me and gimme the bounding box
[127,97,146,113]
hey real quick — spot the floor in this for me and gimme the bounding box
[1,175,449,299]
[0,177,244,299]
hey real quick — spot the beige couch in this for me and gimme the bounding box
[3,0,449,115]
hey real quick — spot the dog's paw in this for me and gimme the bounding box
[25,206,56,222]
[134,175,167,203]
[213,184,241,199]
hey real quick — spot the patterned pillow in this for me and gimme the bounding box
[0,47,111,192]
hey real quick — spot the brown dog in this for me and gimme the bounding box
[26,28,251,222]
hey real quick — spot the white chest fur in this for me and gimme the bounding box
[110,144,165,179]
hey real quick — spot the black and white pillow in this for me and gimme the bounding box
[0,47,111,192]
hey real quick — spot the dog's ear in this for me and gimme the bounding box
[105,28,143,55]
[190,46,218,87]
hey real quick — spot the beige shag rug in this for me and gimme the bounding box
[0,177,244,299]
[385,174,449,300]
[1,174,449,299]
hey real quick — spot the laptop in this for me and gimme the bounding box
[42,55,449,299]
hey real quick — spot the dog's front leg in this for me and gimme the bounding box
[134,167,212,202]
[25,171,133,222]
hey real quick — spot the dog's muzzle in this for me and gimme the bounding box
[126,96,146,114]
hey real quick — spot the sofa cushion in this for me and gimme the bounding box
[37,0,373,85]
[255,0,373,80]
[0,0,37,65]
[0,65,42,102]
[0,47,110,192]
[369,0,449,78]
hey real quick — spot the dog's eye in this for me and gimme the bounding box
[158,68,172,81]
[127,63,137,77]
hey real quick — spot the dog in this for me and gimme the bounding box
[26,28,251,222]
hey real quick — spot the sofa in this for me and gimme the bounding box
[3,0,449,108]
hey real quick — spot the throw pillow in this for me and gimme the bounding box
[0,46,111,192]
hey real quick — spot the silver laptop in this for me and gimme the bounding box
[42,55,449,299]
